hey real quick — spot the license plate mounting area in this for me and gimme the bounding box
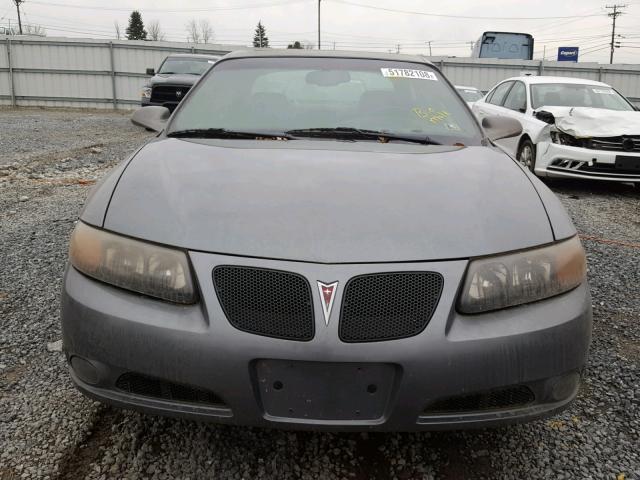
[254,360,397,422]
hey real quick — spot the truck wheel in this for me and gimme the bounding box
[517,139,536,173]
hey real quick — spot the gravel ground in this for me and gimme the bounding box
[0,107,638,480]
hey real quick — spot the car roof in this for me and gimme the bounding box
[502,75,609,87]
[167,53,221,60]
[222,49,432,65]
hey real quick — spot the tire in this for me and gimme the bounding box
[517,138,536,173]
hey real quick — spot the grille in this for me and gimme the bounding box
[213,266,314,341]
[115,372,223,406]
[150,85,191,103]
[423,385,535,414]
[339,272,444,343]
[549,158,640,177]
[589,136,640,153]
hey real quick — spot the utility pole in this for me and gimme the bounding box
[317,0,321,50]
[426,41,432,56]
[468,41,474,53]
[606,4,626,64]
[13,0,24,35]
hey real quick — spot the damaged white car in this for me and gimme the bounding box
[473,76,640,185]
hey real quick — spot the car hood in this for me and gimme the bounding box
[103,139,554,263]
[149,74,200,86]
[538,106,640,137]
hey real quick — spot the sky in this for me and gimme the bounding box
[1,0,639,64]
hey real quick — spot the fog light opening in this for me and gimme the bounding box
[549,372,581,402]
[70,356,100,385]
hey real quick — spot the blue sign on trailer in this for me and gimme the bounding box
[558,47,579,62]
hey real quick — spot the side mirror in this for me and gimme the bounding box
[535,110,555,124]
[146,68,155,76]
[131,106,171,132]
[482,115,523,141]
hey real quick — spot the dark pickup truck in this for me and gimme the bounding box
[141,54,220,111]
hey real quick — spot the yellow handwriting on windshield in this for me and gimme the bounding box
[412,107,450,124]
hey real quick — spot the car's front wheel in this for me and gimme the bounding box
[517,139,536,173]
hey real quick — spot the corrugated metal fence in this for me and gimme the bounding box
[0,36,239,109]
[434,56,640,106]
[1,36,640,109]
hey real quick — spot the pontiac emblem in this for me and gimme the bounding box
[317,281,338,326]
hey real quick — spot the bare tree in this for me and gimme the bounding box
[185,19,200,43]
[23,23,46,36]
[114,21,121,40]
[147,20,165,41]
[302,40,315,50]
[186,18,214,43]
[199,19,214,44]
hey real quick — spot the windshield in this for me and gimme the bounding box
[456,88,484,102]
[169,57,482,145]
[158,57,216,75]
[531,83,633,111]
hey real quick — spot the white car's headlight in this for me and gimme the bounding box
[141,86,152,99]
[69,222,197,304]
[458,236,586,314]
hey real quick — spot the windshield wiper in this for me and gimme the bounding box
[167,128,294,140]
[285,127,441,145]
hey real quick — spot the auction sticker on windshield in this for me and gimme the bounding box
[381,68,438,81]
[592,88,615,95]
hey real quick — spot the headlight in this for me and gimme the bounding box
[141,86,152,99]
[69,222,197,304]
[550,131,583,147]
[458,236,586,314]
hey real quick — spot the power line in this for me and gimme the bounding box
[26,0,306,13]
[580,45,614,57]
[329,0,602,20]
[606,4,626,63]
[0,5,14,21]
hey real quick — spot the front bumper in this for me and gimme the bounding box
[536,142,640,182]
[62,252,592,431]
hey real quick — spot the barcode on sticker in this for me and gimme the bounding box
[381,68,438,81]
[592,88,615,94]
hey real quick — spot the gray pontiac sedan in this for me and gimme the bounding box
[61,50,592,431]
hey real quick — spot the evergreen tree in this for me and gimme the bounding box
[252,21,269,48]
[126,11,147,40]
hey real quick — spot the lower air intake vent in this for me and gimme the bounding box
[339,272,444,342]
[213,266,314,341]
[115,373,224,406]
[423,385,535,414]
